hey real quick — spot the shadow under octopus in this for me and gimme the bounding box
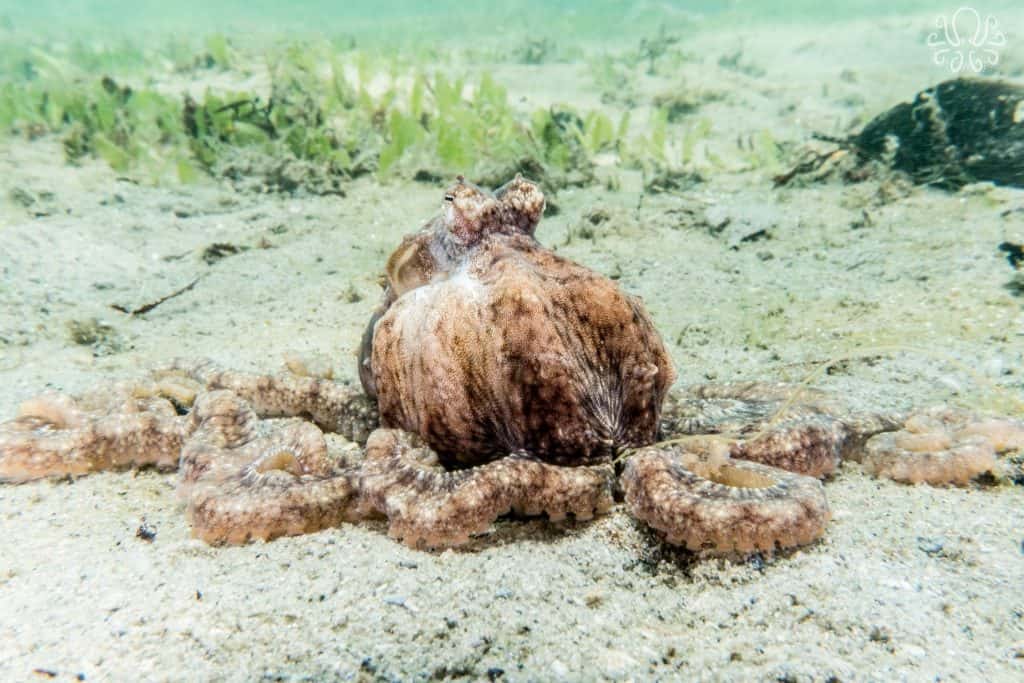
[1,176,1022,556]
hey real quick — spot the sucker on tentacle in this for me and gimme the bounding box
[180,391,364,545]
[622,439,831,555]
[358,429,614,548]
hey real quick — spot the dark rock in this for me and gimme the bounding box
[853,78,1024,188]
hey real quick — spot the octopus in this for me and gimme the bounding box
[1,176,1022,555]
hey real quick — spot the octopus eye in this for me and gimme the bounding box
[444,194,455,202]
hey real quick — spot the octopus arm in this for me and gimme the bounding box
[0,390,186,483]
[357,429,614,548]
[729,416,845,479]
[858,407,1023,486]
[860,431,996,486]
[622,442,831,555]
[660,382,913,479]
[180,392,362,545]
[156,358,379,443]
[659,383,848,478]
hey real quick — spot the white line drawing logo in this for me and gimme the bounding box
[927,7,1006,73]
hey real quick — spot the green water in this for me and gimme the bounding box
[1,1,1018,42]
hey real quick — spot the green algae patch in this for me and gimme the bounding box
[0,38,634,196]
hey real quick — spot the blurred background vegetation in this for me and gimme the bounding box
[1,1,1017,194]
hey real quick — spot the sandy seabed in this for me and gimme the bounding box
[1,12,1023,682]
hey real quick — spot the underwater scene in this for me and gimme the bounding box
[0,0,1022,680]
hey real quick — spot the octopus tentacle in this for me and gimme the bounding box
[859,406,1024,485]
[729,415,845,478]
[622,439,830,554]
[0,388,188,483]
[660,382,849,477]
[358,429,614,548]
[180,391,362,545]
[660,382,907,478]
[155,358,379,443]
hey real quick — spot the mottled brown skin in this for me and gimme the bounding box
[362,175,676,468]
[622,446,832,554]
